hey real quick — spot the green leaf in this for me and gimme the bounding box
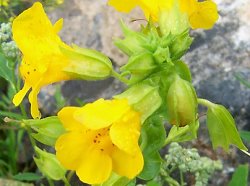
[228,164,249,186]
[165,120,199,145]
[140,116,166,154]
[139,152,162,180]
[0,110,25,120]
[240,131,250,143]
[126,180,136,186]
[146,180,161,186]
[234,73,250,88]
[139,116,165,180]
[13,172,42,181]
[0,53,16,95]
[0,178,33,186]
[207,104,247,151]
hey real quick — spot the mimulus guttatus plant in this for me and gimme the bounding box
[5,0,249,186]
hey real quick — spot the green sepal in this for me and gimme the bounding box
[153,46,171,64]
[34,147,66,180]
[121,51,157,85]
[115,83,162,122]
[206,103,248,151]
[174,60,192,82]
[12,172,42,181]
[61,45,112,80]
[121,51,156,74]
[139,115,166,180]
[165,120,199,145]
[115,21,148,56]
[23,116,65,146]
[159,1,189,36]
[169,30,193,60]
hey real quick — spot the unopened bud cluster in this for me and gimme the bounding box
[164,142,222,186]
[0,23,19,58]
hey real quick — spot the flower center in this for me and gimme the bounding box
[90,127,114,154]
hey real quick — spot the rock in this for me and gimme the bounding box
[196,68,250,129]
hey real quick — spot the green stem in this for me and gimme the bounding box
[8,130,17,174]
[66,170,75,183]
[26,127,36,148]
[20,103,28,119]
[165,176,180,186]
[163,127,189,146]
[168,166,177,174]
[180,170,184,186]
[112,70,129,84]
[47,178,55,186]
[63,176,71,186]
[197,98,214,108]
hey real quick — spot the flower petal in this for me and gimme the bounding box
[74,99,130,130]
[111,147,144,179]
[28,86,41,119]
[55,132,86,170]
[189,0,219,29]
[76,148,112,184]
[12,83,31,106]
[58,107,86,131]
[13,2,58,62]
[110,109,141,155]
[108,0,138,13]
[53,18,64,34]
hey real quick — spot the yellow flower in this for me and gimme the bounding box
[55,98,143,184]
[12,2,71,118]
[108,0,219,29]
[179,0,219,29]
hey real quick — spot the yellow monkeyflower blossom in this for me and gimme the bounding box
[12,2,71,118]
[108,0,219,29]
[55,98,143,184]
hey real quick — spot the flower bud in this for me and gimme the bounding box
[169,30,193,60]
[115,21,148,56]
[61,44,112,80]
[153,46,171,64]
[34,147,66,180]
[121,51,156,74]
[166,77,197,127]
